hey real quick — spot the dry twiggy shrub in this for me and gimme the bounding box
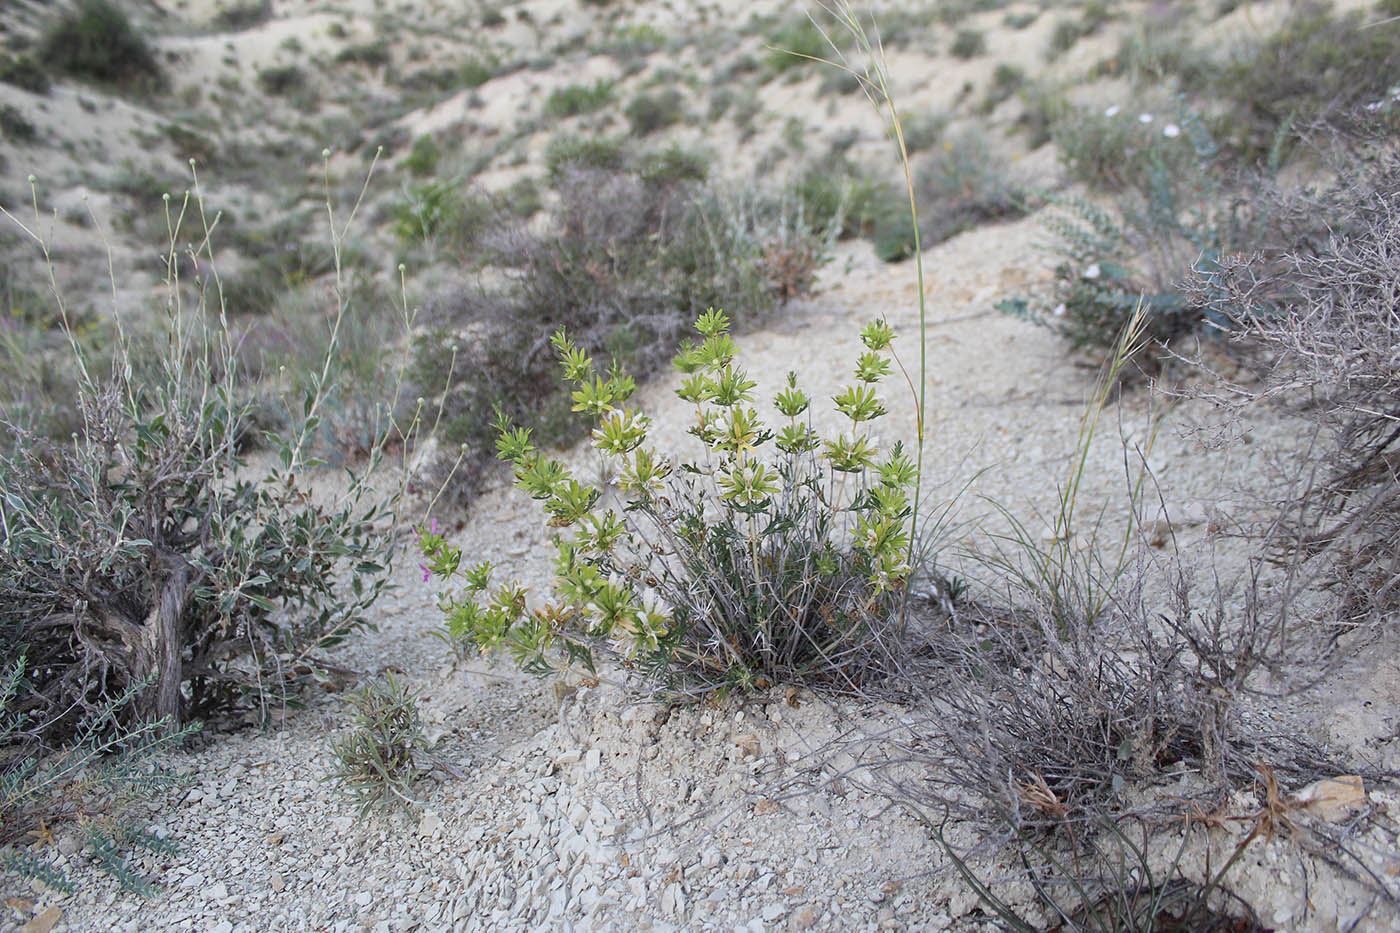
[1193,146,1400,627]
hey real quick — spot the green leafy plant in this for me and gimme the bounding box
[422,311,918,693]
[1006,109,1267,352]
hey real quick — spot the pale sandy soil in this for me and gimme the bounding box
[2,0,1398,929]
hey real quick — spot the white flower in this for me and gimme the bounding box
[1083,263,1101,280]
[1138,113,1154,124]
[1052,303,1067,317]
[1162,123,1181,138]
[1104,105,1120,118]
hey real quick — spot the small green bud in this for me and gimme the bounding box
[322,148,331,159]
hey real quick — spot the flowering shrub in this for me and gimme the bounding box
[421,310,917,693]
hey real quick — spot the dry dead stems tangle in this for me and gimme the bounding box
[1191,147,1400,632]
[839,300,1399,926]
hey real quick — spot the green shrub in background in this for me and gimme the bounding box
[402,134,442,177]
[335,40,392,68]
[544,133,627,178]
[0,105,36,143]
[950,28,986,59]
[421,312,916,693]
[40,0,163,90]
[1216,3,1400,162]
[624,88,685,136]
[872,129,1030,262]
[0,55,51,94]
[766,17,830,73]
[390,177,497,260]
[256,64,309,95]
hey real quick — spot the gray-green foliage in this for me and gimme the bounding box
[0,180,401,750]
[1006,109,1268,350]
[327,673,428,815]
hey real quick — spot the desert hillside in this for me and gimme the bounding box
[2,0,1399,930]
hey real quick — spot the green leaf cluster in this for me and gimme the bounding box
[422,309,919,692]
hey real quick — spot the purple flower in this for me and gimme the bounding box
[420,563,431,582]
[430,517,439,535]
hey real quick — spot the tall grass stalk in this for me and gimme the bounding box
[980,302,1154,627]
[785,4,928,572]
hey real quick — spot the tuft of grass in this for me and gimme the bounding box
[545,79,615,118]
[0,55,50,94]
[624,88,685,136]
[327,674,433,816]
[950,28,986,59]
